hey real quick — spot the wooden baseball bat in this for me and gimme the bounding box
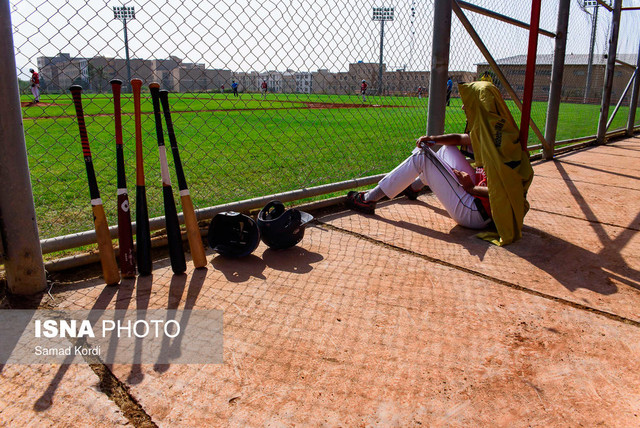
[158,89,207,269]
[69,85,120,286]
[131,78,152,276]
[149,83,186,275]
[110,79,136,278]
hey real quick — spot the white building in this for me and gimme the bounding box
[295,72,313,94]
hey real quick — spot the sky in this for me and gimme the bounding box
[10,0,640,79]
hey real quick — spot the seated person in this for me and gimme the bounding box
[346,81,534,246]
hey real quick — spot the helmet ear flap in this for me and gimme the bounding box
[284,209,301,229]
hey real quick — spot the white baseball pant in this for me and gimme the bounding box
[31,85,40,101]
[377,145,492,229]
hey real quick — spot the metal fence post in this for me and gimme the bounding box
[427,0,452,136]
[0,0,47,294]
[543,0,571,159]
[584,5,598,104]
[596,0,622,144]
[519,0,542,152]
[627,38,640,136]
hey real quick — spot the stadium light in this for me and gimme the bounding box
[580,1,611,103]
[373,6,394,96]
[113,6,136,91]
[582,0,611,7]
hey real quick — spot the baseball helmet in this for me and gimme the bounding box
[207,211,260,257]
[257,201,314,250]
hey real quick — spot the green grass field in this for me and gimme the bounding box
[20,91,637,244]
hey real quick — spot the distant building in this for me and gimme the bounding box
[37,52,231,93]
[311,69,337,94]
[37,53,88,92]
[477,53,638,104]
[383,70,430,95]
[233,71,259,92]
[295,71,313,94]
[282,69,298,93]
[36,53,482,100]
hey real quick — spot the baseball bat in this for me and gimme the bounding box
[131,78,153,276]
[158,89,207,269]
[69,85,120,286]
[149,83,186,274]
[110,79,136,278]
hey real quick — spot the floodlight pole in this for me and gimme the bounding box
[626,37,640,136]
[373,7,394,96]
[596,0,622,144]
[113,6,136,92]
[544,0,571,159]
[584,4,599,103]
[378,20,385,95]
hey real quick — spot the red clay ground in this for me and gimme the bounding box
[20,101,61,108]
[1,137,639,427]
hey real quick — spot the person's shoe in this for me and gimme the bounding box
[401,186,420,200]
[402,185,431,200]
[346,191,376,214]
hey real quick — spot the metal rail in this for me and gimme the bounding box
[40,174,385,255]
[457,1,555,38]
[597,0,613,12]
[615,59,637,71]
[519,0,542,151]
[606,69,638,131]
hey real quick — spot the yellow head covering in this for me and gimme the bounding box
[458,81,534,246]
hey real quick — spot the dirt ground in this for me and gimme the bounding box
[1,137,639,427]
[20,101,61,107]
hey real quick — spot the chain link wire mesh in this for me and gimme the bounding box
[9,0,640,244]
[449,0,640,149]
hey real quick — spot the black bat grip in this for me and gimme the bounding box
[149,83,165,147]
[159,90,188,191]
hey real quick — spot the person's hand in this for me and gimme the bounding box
[416,136,436,149]
[453,169,475,193]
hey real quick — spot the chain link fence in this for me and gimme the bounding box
[9,0,640,245]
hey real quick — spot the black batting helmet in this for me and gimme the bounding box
[207,212,260,257]
[256,201,314,250]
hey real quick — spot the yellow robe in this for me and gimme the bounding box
[458,81,534,246]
